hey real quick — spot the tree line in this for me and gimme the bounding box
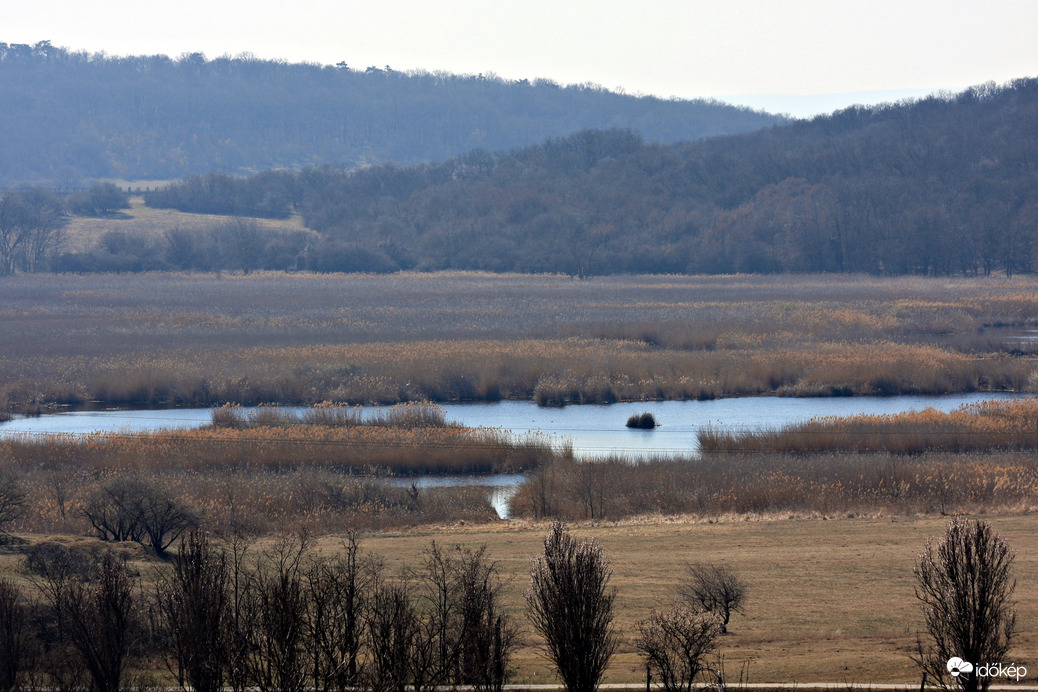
[0,183,131,275]
[0,41,781,188]
[142,78,1038,277]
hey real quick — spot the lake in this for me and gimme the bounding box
[1,392,1028,458]
[1,393,1027,519]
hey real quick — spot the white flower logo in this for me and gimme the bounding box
[947,657,974,677]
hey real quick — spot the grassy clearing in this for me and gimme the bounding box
[1,272,1036,413]
[61,196,310,252]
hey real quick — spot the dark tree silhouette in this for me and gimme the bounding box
[525,521,618,692]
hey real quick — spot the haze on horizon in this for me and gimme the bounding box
[5,0,1038,118]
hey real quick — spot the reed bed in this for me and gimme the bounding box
[1,272,1037,412]
[698,396,1038,454]
[509,449,1038,521]
[0,405,557,534]
[0,424,551,477]
[210,401,451,429]
[8,464,501,535]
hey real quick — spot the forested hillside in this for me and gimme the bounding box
[0,41,782,186]
[143,78,1038,277]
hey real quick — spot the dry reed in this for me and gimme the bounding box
[1,273,1036,412]
[698,396,1038,454]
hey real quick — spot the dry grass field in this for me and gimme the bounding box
[61,196,310,252]
[340,514,1038,685]
[5,514,1029,686]
[1,272,1036,413]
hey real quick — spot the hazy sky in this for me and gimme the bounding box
[5,0,1038,116]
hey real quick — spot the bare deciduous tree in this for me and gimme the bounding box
[47,552,141,692]
[637,607,721,692]
[680,564,747,634]
[305,531,368,689]
[0,469,26,535]
[83,479,197,556]
[914,518,1016,692]
[525,520,618,692]
[455,546,517,692]
[0,579,34,692]
[417,542,516,691]
[364,568,416,692]
[243,532,312,692]
[156,529,228,692]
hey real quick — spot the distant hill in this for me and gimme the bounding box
[0,41,784,187]
[140,78,1038,277]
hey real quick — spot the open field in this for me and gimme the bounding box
[350,515,1038,685]
[61,196,310,252]
[1,272,1037,413]
[2,514,1034,685]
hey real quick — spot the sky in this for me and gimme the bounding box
[5,0,1038,117]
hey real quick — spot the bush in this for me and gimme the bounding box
[626,412,657,429]
[525,521,618,692]
[24,542,100,582]
[637,607,721,692]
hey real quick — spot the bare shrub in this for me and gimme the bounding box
[24,542,99,583]
[914,518,1016,692]
[525,521,618,692]
[637,607,721,692]
[680,564,747,634]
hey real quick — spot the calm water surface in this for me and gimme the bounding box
[3,393,1027,519]
[2,392,1027,457]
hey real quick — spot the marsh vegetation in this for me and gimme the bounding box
[1,272,1035,415]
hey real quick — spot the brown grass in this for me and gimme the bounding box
[699,397,1038,454]
[509,449,1038,522]
[1,272,1036,413]
[320,514,1038,685]
[4,514,1034,685]
[0,406,557,534]
[61,196,310,252]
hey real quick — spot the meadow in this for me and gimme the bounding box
[351,515,1038,685]
[1,271,1036,413]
